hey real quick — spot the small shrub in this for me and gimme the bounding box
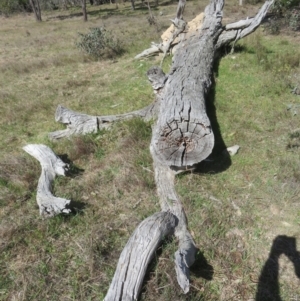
[286,8,300,31]
[272,0,299,15]
[287,129,300,149]
[0,0,31,15]
[268,0,300,33]
[267,17,281,35]
[253,34,269,64]
[76,27,124,60]
[243,33,270,66]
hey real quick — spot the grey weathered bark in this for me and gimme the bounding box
[175,0,186,20]
[49,103,159,140]
[153,161,198,292]
[104,212,176,301]
[23,144,71,217]
[29,0,42,22]
[48,0,274,298]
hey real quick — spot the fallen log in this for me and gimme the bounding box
[105,0,272,298]
[50,0,273,169]
[23,144,71,217]
[48,0,274,298]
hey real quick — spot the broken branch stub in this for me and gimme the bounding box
[23,144,71,217]
[49,105,98,140]
[49,103,159,140]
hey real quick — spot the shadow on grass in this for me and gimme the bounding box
[47,12,84,21]
[46,2,150,21]
[190,250,214,281]
[58,154,85,178]
[66,199,88,215]
[139,237,213,299]
[256,235,300,301]
[194,54,232,175]
[57,154,87,215]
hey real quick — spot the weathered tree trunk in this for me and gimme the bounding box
[149,0,222,167]
[81,0,87,21]
[23,144,71,217]
[29,0,42,22]
[48,0,274,298]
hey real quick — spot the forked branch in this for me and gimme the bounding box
[216,0,274,49]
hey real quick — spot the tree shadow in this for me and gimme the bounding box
[66,199,88,215]
[158,0,178,7]
[139,236,213,299]
[190,250,214,281]
[57,154,87,215]
[193,54,232,175]
[58,154,85,178]
[46,0,166,21]
[47,12,83,21]
[87,7,124,16]
[256,235,300,301]
[46,7,122,21]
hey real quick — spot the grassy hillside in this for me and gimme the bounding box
[0,1,300,300]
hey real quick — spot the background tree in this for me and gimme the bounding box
[81,0,87,21]
[29,0,42,21]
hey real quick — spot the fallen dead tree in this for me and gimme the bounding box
[48,0,274,298]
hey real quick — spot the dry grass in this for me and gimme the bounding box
[1,1,300,301]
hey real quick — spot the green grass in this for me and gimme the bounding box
[1,1,300,301]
